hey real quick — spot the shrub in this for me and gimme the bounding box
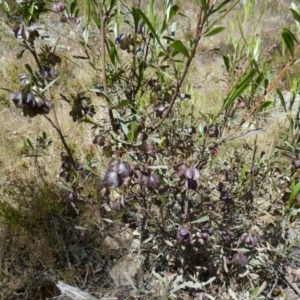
[1,0,300,299]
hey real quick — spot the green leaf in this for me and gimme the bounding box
[27,2,34,23]
[39,76,60,94]
[70,0,77,16]
[251,287,259,298]
[25,138,34,150]
[57,183,73,192]
[222,69,257,110]
[170,40,190,58]
[136,8,165,50]
[290,208,300,216]
[200,0,208,21]
[108,38,117,65]
[276,88,287,112]
[282,28,296,57]
[191,215,209,224]
[2,1,10,13]
[93,16,100,27]
[212,0,232,14]
[222,54,230,72]
[74,8,79,18]
[161,18,168,36]
[25,63,34,75]
[257,101,272,111]
[112,100,130,109]
[204,26,225,37]
[290,8,300,23]
[295,107,300,130]
[128,116,137,142]
[288,181,300,202]
[119,120,129,136]
[108,0,117,14]
[132,7,141,34]
[17,48,27,59]
[167,4,179,23]
[253,37,261,62]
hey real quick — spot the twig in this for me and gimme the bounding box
[283,274,300,297]
[24,41,43,73]
[98,2,118,132]
[44,112,106,229]
[267,278,277,299]
[151,5,205,132]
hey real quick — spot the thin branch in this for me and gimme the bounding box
[44,109,106,228]
[151,6,204,132]
[24,41,43,73]
[98,2,118,132]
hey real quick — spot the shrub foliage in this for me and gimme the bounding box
[1,0,300,299]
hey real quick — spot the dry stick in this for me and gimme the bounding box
[267,278,278,299]
[151,6,205,132]
[98,3,118,133]
[283,273,300,297]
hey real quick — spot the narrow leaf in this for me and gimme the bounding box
[167,4,179,23]
[170,40,190,58]
[222,54,230,72]
[108,38,118,65]
[119,120,129,136]
[290,8,300,23]
[276,88,287,112]
[128,117,137,142]
[234,128,266,140]
[70,0,77,16]
[136,8,165,50]
[184,281,203,289]
[290,208,300,216]
[257,101,272,111]
[112,100,130,109]
[289,181,300,202]
[191,215,209,224]
[39,76,60,94]
[253,37,261,62]
[102,218,113,223]
[25,64,34,76]
[282,28,296,57]
[204,26,225,37]
[200,0,208,21]
[25,138,34,150]
[222,69,257,110]
[132,7,141,34]
[152,269,164,282]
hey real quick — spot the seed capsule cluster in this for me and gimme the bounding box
[12,90,53,117]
